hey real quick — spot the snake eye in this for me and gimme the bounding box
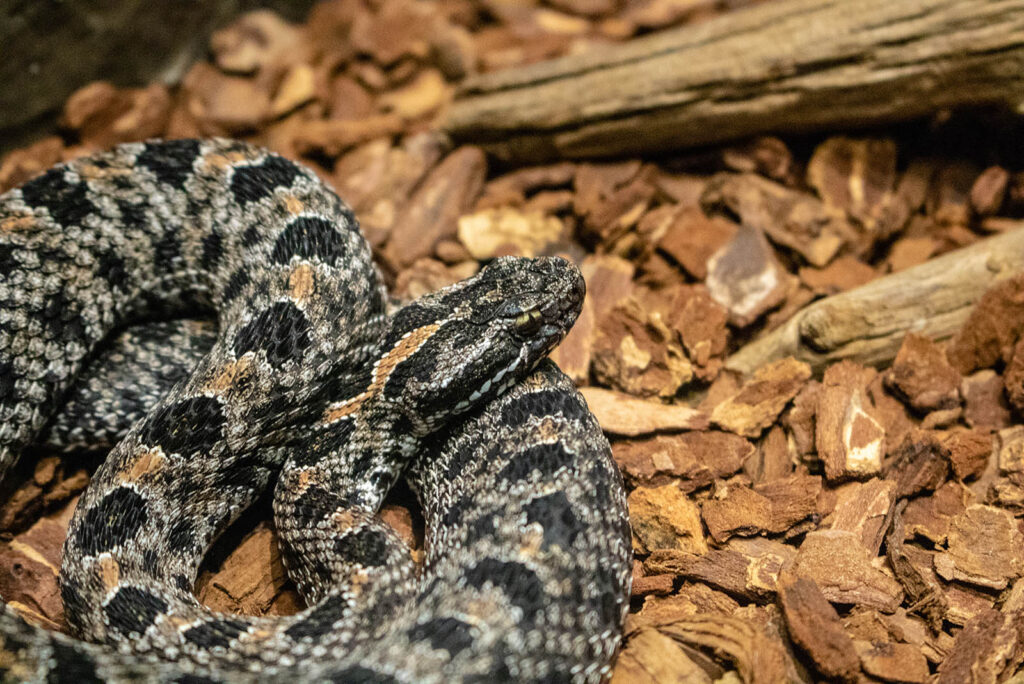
[514,309,543,335]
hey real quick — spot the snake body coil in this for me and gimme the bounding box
[0,139,631,682]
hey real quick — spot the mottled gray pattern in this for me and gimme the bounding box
[0,139,631,682]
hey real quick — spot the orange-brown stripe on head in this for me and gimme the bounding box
[120,447,167,482]
[0,215,37,233]
[202,354,255,393]
[283,195,304,215]
[320,323,440,424]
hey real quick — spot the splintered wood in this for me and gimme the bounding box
[3,0,1024,681]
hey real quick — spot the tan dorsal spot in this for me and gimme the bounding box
[322,394,368,424]
[123,447,166,481]
[166,615,192,629]
[203,150,249,172]
[535,417,561,442]
[519,527,544,558]
[78,163,133,181]
[288,263,316,301]
[0,215,37,233]
[283,195,304,215]
[245,628,274,642]
[331,509,357,533]
[203,354,254,393]
[346,569,370,596]
[369,323,441,395]
[295,468,324,494]
[96,553,121,590]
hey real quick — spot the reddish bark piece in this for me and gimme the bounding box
[754,474,821,533]
[777,574,860,682]
[807,137,898,240]
[291,115,406,157]
[655,207,738,281]
[816,361,885,481]
[592,295,693,398]
[885,332,961,413]
[610,627,713,684]
[180,62,272,135]
[0,505,74,632]
[457,206,567,259]
[886,429,950,499]
[947,273,1024,374]
[720,136,795,184]
[705,223,791,327]
[1005,337,1024,413]
[855,641,929,683]
[61,82,172,149]
[583,388,710,438]
[902,480,970,545]
[630,574,674,597]
[702,172,856,267]
[612,431,750,488]
[210,9,307,77]
[645,538,797,601]
[664,286,729,382]
[798,256,876,295]
[0,137,65,193]
[392,258,477,301]
[929,161,978,227]
[933,504,1024,590]
[939,428,991,481]
[701,484,772,544]
[793,530,903,612]
[829,478,895,555]
[711,357,811,438]
[573,161,658,248]
[970,166,1009,216]
[886,501,948,631]
[382,146,487,271]
[627,485,707,555]
[196,522,302,617]
[632,583,741,633]
[936,607,1024,684]
[885,236,939,273]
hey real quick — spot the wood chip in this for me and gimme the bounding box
[793,530,903,612]
[816,361,885,482]
[710,357,810,438]
[777,573,860,682]
[705,223,791,327]
[933,504,1024,590]
[885,332,961,413]
[627,484,707,555]
[612,431,751,488]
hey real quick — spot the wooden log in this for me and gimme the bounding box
[725,227,1024,375]
[445,0,1024,162]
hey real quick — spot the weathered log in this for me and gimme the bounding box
[445,0,1024,162]
[725,227,1024,375]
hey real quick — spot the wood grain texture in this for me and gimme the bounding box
[726,227,1024,375]
[445,0,1024,161]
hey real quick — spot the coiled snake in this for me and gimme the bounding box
[0,139,632,682]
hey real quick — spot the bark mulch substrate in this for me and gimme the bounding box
[3,1,1024,681]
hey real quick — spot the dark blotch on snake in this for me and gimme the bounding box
[139,396,225,458]
[465,559,545,621]
[232,301,312,367]
[270,216,348,266]
[333,526,391,568]
[75,486,148,556]
[524,491,582,551]
[19,167,94,226]
[229,156,300,205]
[103,586,169,635]
[136,140,201,189]
[47,641,102,684]
[407,617,475,657]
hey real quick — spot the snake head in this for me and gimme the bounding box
[376,256,585,431]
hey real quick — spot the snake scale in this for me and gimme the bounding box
[0,139,632,682]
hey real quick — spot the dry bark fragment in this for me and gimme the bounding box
[0,504,74,632]
[664,286,729,381]
[704,223,791,327]
[592,295,693,398]
[627,484,707,555]
[939,428,992,481]
[798,256,876,295]
[754,474,821,533]
[657,613,789,684]
[829,478,895,555]
[936,606,1024,684]
[777,574,860,683]
[701,483,772,544]
[612,431,751,489]
[901,480,970,545]
[710,357,810,438]
[61,81,172,149]
[581,388,708,437]
[971,165,1009,216]
[291,114,406,157]
[947,272,1024,375]
[645,538,796,602]
[816,361,885,482]
[793,529,903,612]
[630,584,741,634]
[702,172,854,267]
[210,9,307,77]
[806,137,898,240]
[655,207,737,281]
[886,429,951,499]
[573,161,657,247]
[884,332,962,413]
[382,146,487,271]
[610,627,713,684]
[0,137,65,192]
[933,504,1024,590]
[196,522,302,617]
[885,500,948,631]
[854,641,929,684]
